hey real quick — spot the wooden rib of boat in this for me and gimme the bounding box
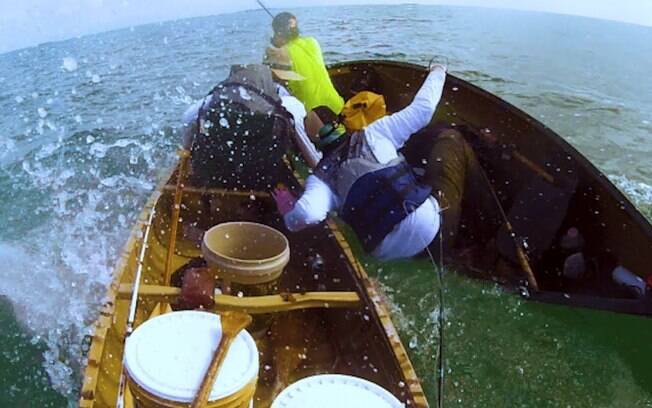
[79,59,652,408]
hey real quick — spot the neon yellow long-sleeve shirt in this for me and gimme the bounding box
[286,36,344,114]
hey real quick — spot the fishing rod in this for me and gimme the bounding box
[116,205,157,408]
[256,0,275,19]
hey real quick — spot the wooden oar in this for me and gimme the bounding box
[164,149,191,285]
[190,311,252,408]
[476,159,540,291]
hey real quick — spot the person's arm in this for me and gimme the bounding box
[365,65,446,150]
[181,123,196,150]
[292,124,322,168]
[182,96,208,125]
[180,95,212,149]
[283,175,337,231]
[280,94,322,168]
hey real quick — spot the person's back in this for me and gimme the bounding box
[183,64,294,190]
[271,12,344,114]
[286,36,343,114]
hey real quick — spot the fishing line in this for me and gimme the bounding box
[423,229,446,408]
[404,199,446,408]
[256,0,275,19]
[428,55,450,71]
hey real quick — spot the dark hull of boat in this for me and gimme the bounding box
[328,60,652,314]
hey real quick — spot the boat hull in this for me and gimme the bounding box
[328,60,652,312]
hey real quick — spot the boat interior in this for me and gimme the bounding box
[81,159,427,406]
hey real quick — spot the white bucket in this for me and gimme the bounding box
[271,374,405,408]
[125,310,259,407]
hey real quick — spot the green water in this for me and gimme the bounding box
[0,4,651,406]
[0,298,67,407]
[356,240,652,406]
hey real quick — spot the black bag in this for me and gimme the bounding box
[189,64,294,189]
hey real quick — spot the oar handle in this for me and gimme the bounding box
[190,312,252,408]
[515,244,540,291]
[506,223,540,291]
[190,335,235,408]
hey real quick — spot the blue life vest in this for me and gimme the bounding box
[315,131,432,252]
[341,161,432,252]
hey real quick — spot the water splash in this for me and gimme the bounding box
[61,57,78,72]
[610,174,652,219]
[0,126,169,399]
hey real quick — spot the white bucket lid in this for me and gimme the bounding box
[271,374,405,408]
[125,310,258,402]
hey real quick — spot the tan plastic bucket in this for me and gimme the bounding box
[202,222,290,285]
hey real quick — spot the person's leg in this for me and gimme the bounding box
[423,129,468,254]
[424,128,500,258]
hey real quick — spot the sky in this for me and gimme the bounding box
[1,0,651,53]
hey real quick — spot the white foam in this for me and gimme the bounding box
[609,175,652,205]
[61,57,78,72]
[89,138,140,158]
[0,138,16,162]
[0,232,110,397]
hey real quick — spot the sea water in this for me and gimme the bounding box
[0,5,651,407]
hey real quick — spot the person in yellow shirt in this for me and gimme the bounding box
[270,12,344,115]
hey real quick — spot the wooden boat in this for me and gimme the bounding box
[79,60,652,407]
